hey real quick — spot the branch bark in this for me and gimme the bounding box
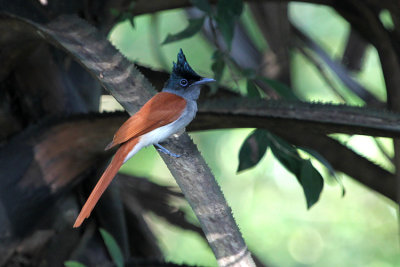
[195,98,400,138]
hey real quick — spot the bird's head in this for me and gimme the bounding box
[163,49,215,100]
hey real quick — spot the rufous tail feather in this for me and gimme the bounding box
[73,138,139,228]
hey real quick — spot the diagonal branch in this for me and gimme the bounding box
[2,13,254,266]
[292,24,383,106]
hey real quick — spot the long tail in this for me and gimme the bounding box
[73,138,139,228]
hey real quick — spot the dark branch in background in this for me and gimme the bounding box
[292,24,383,107]
[23,14,254,266]
[249,2,292,86]
[334,2,400,109]
[116,174,203,235]
[295,43,346,102]
[341,28,368,71]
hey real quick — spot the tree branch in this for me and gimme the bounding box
[292,24,383,106]
[195,97,400,138]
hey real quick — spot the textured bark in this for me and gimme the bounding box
[195,98,400,138]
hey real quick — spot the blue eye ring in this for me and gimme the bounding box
[180,79,188,87]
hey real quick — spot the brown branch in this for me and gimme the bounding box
[292,24,383,106]
[341,28,368,72]
[295,44,346,102]
[195,98,400,138]
[249,2,292,86]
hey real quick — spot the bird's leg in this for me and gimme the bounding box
[155,143,181,158]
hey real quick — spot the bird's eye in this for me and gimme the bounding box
[180,79,188,87]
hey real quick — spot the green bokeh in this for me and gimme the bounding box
[108,3,400,267]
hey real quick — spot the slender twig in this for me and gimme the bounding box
[295,43,347,102]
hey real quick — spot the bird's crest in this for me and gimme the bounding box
[172,49,201,80]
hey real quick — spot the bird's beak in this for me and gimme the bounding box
[192,77,216,86]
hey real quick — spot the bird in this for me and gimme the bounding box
[73,49,215,228]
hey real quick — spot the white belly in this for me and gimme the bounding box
[123,100,197,163]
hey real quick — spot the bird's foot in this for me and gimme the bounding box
[155,143,181,158]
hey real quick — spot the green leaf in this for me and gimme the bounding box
[268,132,303,176]
[258,77,299,101]
[190,0,212,14]
[242,68,256,80]
[128,17,135,28]
[216,0,244,49]
[162,17,205,45]
[99,228,124,267]
[299,160,324,208]
[300,147,345,196]
[246,80,262,98]
[267,131,324,208]
[64,261,87,267]
[210,50,225,92]
[237,129,269,172]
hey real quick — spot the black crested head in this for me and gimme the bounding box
[163,49,215,95]
[171,49,201,81]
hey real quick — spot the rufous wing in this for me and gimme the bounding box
[105,92,187,150]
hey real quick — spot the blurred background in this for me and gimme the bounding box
[0,1,399,267]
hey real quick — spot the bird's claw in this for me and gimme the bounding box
[155,144,181,158]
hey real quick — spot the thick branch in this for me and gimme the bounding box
[195,98,400,138]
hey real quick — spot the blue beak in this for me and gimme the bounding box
[192,77,216,86]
